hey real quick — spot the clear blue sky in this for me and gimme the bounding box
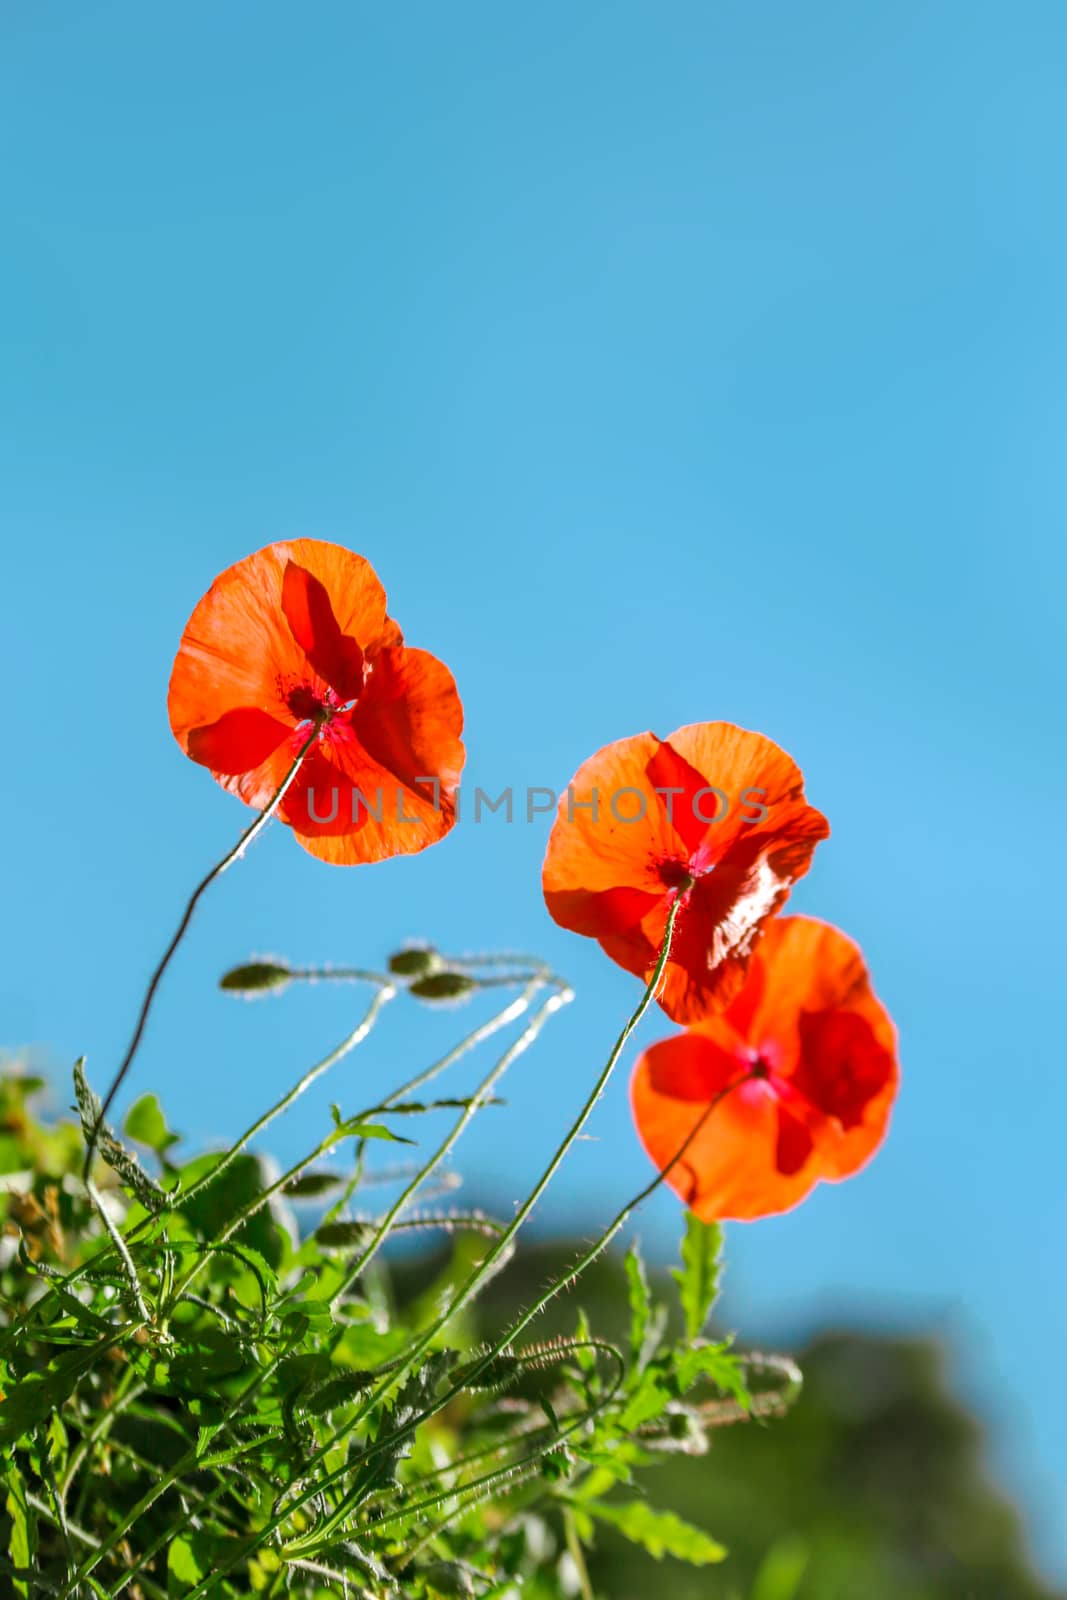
[3,0,1065,1579]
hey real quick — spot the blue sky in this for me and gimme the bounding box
[3,0,1065,1579]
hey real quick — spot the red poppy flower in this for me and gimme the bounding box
[542,723,829,1022]
[630,915,898,1221]
[168,540,464,865]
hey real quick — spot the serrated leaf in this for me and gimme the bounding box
[672,1215,723,1341]
[573,1308,596,1375]
[98,1126,169,1212]
[618,1366,675,1432]
[74,1059,168,1210]
[674,1340,751,1409]
[583,1500,726,1566]
[625,1242,653,1372]
[72,1056,101,1141]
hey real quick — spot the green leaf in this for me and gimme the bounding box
[168,1529,227,1593]
[124,1093,181,1156]
[97,1127,168,1211]
[674,1340,751,1409]
[0,1345,103,1448]
[176,1151,289,1268]
[672,1215,723,1340]
[74,1059,168,1210]
[625,1242,653,1371]
[302,1372,379,1415]
[5,1465,37,1598]
[618,1366,675,1432]
[583,1500,726,1566]
[72,1055,101,1143]
[573,1308,596,1375]
[327,1114,414,1146]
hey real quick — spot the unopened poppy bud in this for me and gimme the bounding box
[409,972,477,1002]
[219,962,292,994]
[387,946,441,978]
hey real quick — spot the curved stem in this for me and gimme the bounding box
[272,901,682,1538]
[327,977,571,1302]
[355,895,682,1414]
[84,726,320,1178]
[484,1070,750,1356]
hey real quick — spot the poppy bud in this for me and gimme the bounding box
[219,962,292,994]
[387,946,441,977]
[409,972,477,1002]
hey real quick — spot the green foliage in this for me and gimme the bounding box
[0,965,772,1600]
[672,1214,723,1341]
[575,1500,726,1565]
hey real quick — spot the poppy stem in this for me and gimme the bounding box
[477,1073,747,1358]
[83,726,320,1182]
[272,897,685,1536]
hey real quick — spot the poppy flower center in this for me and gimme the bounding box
[658,858,697,892]
[285,682,351,727]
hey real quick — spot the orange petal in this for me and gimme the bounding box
[542,732,692,936]
[543,724,828,1025]
[185,707,292,775]
[169,539,397,767]
[284,645,465,866]
[281,561,365,701]
[631,1035,824,1221]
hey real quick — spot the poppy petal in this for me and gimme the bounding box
[793,1009,895,1131]
[279,645,464,866]
[542,732,692,938]
[647,914,900,1213]
[774,1102,815,1176]
[631,1038,822,1222]
[543,723,828,1025]
[168,540,459,870]
[281,560,365,701]
[185,707,292,775]
[645,737,721,858]
[169,539,398,765]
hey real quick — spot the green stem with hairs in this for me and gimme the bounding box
[85,726,320,1180]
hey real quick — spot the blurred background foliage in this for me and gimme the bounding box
[409,1243,1064,1600]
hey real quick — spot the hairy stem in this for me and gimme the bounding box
[85,726,319,1179]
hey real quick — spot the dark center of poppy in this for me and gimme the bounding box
[285,682,353,728]
[287,684,326,723]
[658,859,697,892]
[749,1054,771,1080]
